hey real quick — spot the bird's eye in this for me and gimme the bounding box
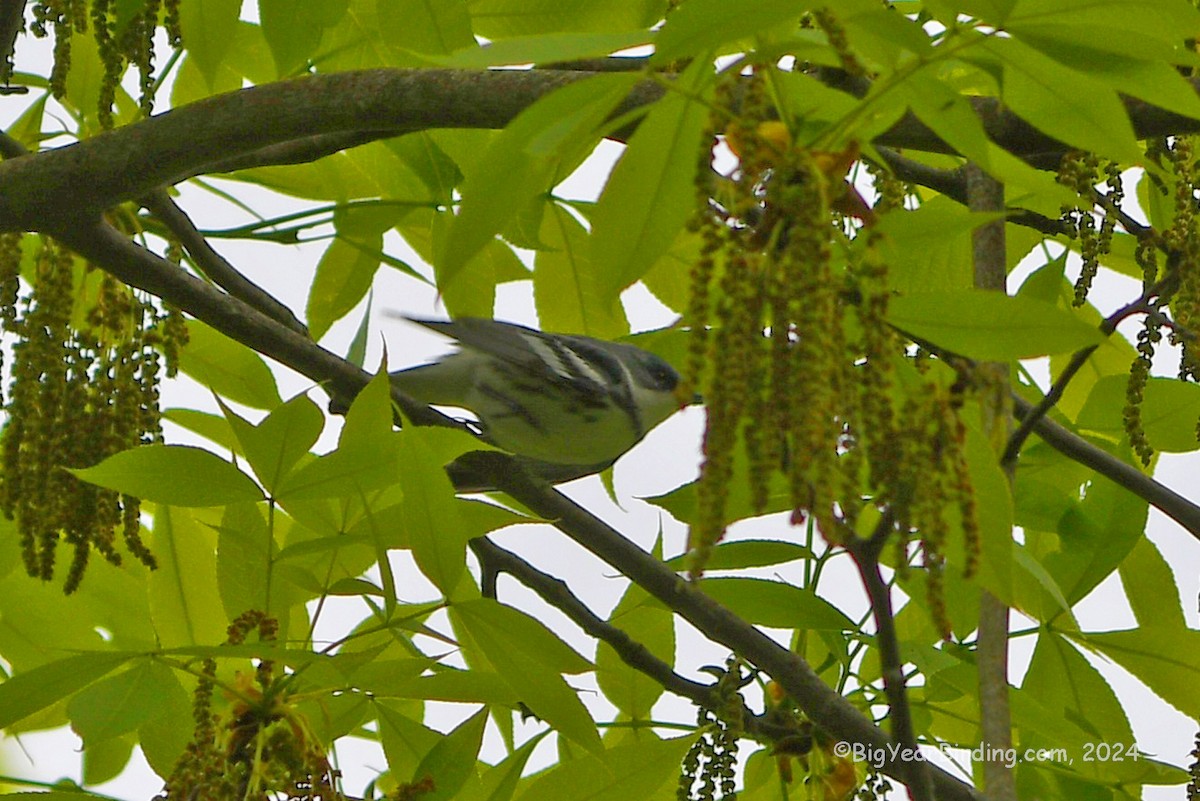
[644,357,679,390]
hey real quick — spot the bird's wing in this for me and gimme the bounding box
[406,317,610,394]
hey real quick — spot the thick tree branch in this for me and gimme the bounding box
[0,69,666,230]
[4,68,1200,233]
[459,452,981,801]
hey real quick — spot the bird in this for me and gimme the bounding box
[388,317,693,481]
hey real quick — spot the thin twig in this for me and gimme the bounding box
[873,147,1071,237]
[1002,282,1167,466]
[140,190,308,336]
[842,533,934,801]
[1014,395,1200,542]
[468,537,796,742]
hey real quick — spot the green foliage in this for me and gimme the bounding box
[1,1,1199,800]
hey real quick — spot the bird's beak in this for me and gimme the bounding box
[675,387,704,408]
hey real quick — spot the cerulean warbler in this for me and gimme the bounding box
[389,317,692,476]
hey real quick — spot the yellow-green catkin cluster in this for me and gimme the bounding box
[684,68,858,575]
[1164,137,1200,380]
[677,657,745,801]
[1057,151,1123,306]
[683,63,981,617]
[0,234,186,592]
[30,0,183,127]
[893,368,978,638]
[1122,136,1200,463]
[157,611,341,801]
[1186,729,1199,801]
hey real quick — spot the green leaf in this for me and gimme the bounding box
[1119,537,1187,632]
[67,660,178,742]
[986,37,1141,164]
[700,578,853,630]
[517,734,695,801]
[896,67,1076,212]
[7,92,49,151]
[361,668,522,706]
[664,539,812,570]
[452,599,600,752]
[1027,452,1147,608]
[71,445,264,507]
[378,0,475,58]
[149,506,227,648]
[887,290,1105,360]
[308,236,383,342]
[316,0,436,70]
[439,238,528,319]
[590,59,712,297]
[413,708,487,800]
[468,738,538,801]
[385,133,462,205]
[1024,631,1132,743]
[81,733,133,785]
[596,597,672,719]
[843,5,933,69]
[922,0,1015,24]
[0,652,132,729]
[469,0,665,38]
[222,394,325,494]
[397,429,471,594]
[534,202,629,339]
[874,198,996,293]
[171,22,268,105]
[259,0,348,76]
[347,294,373,367]
[1006,0,1200,64]
[453,599,592,675]
[137,666,192,777]
[962,416,1015,605]
[377,704,442,781]
[1077,375,1200,453]
[1081,627,1200,718]
[1012,544,1072,620]
[163,408,239,454]
[653,0,813,62]
[277,371,400,500]
[596,549,673,720]
[438,73,638,291]
[177,320,282,409]
[216,503,280,622]
[178,0,243,88]
[641,228,700,313]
